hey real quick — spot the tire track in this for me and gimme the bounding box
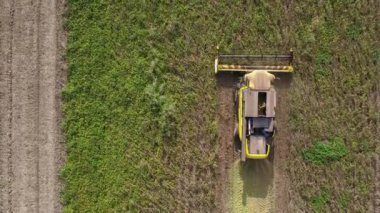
[216,73,238,212]
[10,1,40,211]
[37,0,62,212]
[0,0,15,212]
[0,0,65,212]
[272,74,292,212]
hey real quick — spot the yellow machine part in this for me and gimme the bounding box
[238,86,247,141]
[245,139,270,159]
[217,64,294,73]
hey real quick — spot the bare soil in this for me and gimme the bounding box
[272,73,293,212]
[216,72,292,212]
[215,73,238,212]
[0,0,66,212]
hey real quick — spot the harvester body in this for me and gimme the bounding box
[238,81,276,161]
[215,50,293,161]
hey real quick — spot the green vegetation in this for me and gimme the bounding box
[62,0,252,211]
[62,1,221,211]
[337,191,350,210]
[303,137,348,165]
[311,191,330,212]
[63,0,379,212]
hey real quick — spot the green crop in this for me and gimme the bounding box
[303,137,348,165]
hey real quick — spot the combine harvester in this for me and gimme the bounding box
[215,50,294,162]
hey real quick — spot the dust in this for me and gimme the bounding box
[229,160,274,213]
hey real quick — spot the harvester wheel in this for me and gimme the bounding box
[267,137,274,149]
[233,89,239,115]
[233,124,240,152]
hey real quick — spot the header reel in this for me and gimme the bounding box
[215,49,294,74]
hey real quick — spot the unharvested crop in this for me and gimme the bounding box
[303,137,348,165]
[311,191,330,212]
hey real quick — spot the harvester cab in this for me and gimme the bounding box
[215,50,294,162]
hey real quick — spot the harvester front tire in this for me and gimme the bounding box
[233,124,240,152]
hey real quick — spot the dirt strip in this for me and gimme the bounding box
[215,73,238,213]
[0,0,66,212]
[272,73,292,213]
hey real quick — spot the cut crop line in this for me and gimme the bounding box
[6,0,15,212]
[35,0,42,211]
